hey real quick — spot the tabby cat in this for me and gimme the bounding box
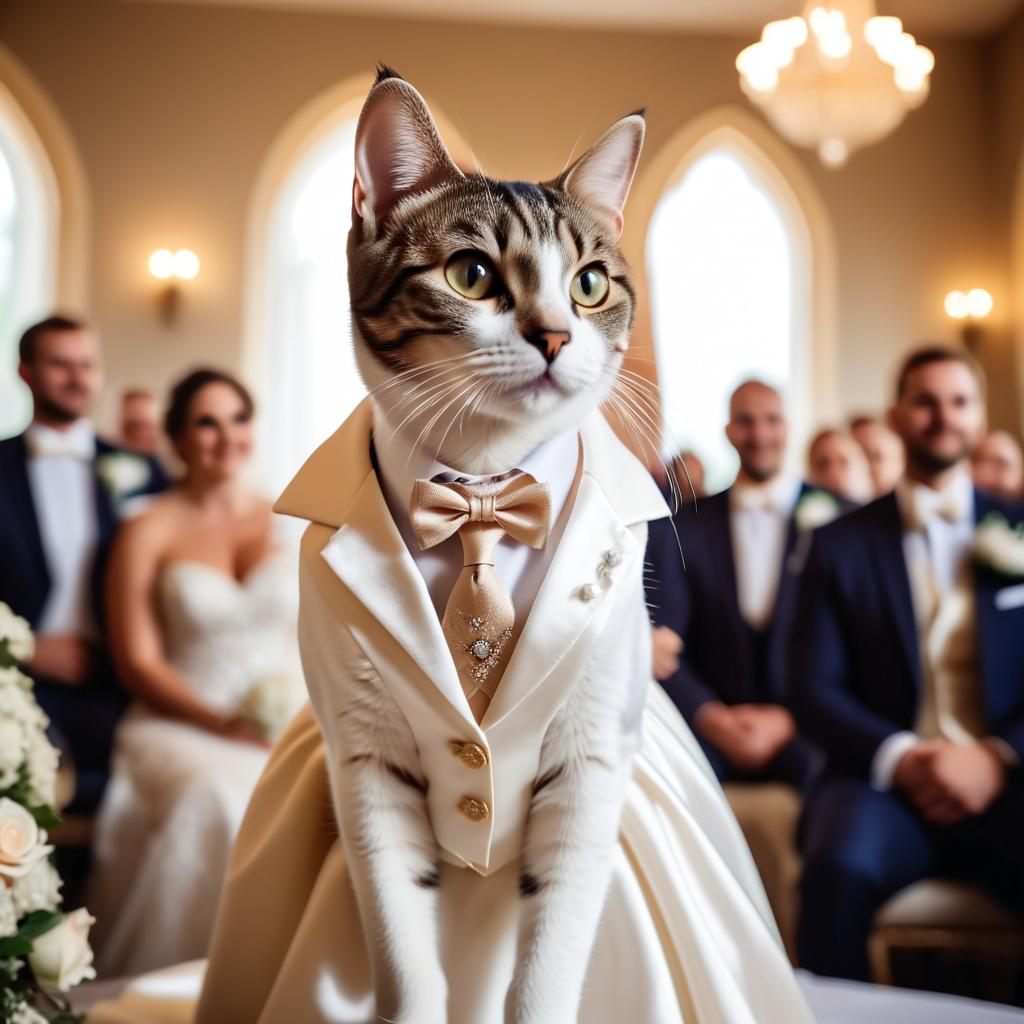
[340,66,648,1022]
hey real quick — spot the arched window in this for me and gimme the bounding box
[247,78,472,494]
[0,89,58,438]
[255,115,362,495]
[643,119,827,491]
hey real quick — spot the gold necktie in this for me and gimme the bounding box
[409,473,551,722]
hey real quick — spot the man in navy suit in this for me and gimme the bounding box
[0,316,168,811]
[791,346,1024,981]
[647,380,834,787]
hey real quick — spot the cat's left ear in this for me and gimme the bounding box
[550,112,645,239]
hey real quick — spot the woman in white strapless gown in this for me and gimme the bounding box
[89,369,302,977]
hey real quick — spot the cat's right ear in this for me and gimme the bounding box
[353,70,463,232]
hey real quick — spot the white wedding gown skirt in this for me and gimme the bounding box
[89,676,812,1022]
[89,554,300,977]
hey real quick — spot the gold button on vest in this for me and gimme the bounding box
[458,796,490,822]
[449,740,488,769]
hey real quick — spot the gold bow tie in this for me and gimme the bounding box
[409,473,551,722]
[909,487,970,532]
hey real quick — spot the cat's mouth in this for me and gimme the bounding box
[505,369,572,399]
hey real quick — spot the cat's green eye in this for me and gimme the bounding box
[570,266,610,308]
[445,251,497,300]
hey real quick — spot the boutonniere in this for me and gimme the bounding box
[95,452,150,507]
[794,489,841,533]
[973,512,1024,579]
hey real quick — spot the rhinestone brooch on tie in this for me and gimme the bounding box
[452,610,514,687]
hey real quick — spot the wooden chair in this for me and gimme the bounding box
[869,880,1024,989]
[723,781,803,963]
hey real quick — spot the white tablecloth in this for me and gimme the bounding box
[73,962,1024,1022]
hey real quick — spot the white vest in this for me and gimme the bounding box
[275,400,668,874]
[914,579,986,744]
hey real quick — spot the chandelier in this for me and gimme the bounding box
[736,1,935,168]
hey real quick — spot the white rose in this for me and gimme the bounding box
[795,491,840,533]
[28,908,97,993]
[10,1001,48,1024]
[24,732,59,809]
[0,719,26,790]
[0,603,34,663]
[974,519,1024,576]
[0,678,47,733]
[0,879,17,939]
[0,665,35,696]
[96,452,150,499]
[0,799,52,880]
[12,858,62,916]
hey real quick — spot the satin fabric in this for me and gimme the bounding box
[90,684,813,1023]
[88,400,812,1022]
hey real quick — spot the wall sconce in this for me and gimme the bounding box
[149,249,200,324]
[944,288,992,351]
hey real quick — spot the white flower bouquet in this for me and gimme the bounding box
[0,603,95,1023]
[973,512,1024,578]
[239,672,307,742]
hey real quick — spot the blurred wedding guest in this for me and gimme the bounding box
[645,380,834,789]
[89,368,303,976]
[657,448,706,507]
[118,387,162,458]
[971,429,1023,501]
[850,414,905,496]
[673,449,705,501]
[807,428,873,505]
[792,347,1024,982]
[0,316,168,812]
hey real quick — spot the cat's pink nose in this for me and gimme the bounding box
[526,327,571,365]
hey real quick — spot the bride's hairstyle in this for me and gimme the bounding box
[163,367,255,440]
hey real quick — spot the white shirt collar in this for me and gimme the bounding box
[895,470,974,532]
[25,418,96,460]
[374,425,580,535]
[730,472,802,516]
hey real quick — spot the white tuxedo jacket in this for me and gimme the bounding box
[274,400,668,875]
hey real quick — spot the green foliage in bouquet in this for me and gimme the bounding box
[0,605,94,1024]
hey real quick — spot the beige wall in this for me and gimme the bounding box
[0,0,1016,437]
[991,7,1024,437]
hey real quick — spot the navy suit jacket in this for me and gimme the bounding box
[789,487,1024,777]
[647,482,833,725]
[0,431,169,653]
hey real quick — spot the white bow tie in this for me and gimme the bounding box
[733,485,782,514]
[908,486,970,532]
[25,430,94,461]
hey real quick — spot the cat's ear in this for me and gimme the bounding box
[353,67,463,231]
[550,112,645,239]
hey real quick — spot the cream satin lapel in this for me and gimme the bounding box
[313,472,475,726]
[482,473,636,730]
